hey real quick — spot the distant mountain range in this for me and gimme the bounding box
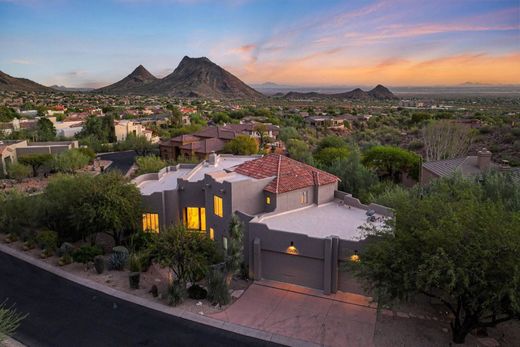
[0,57,399,99]
[95,56,263,99]
[50,85,94,92]
[0,70,53,92]
[281,85,397,100]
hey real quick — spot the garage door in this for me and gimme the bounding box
[261,250,324,290]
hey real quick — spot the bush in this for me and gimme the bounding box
[58,253,73,266]
[7,163,31,181]
[207,269,230,306]
[72,245,103,264]
[135,156,168,175]
[187,284,208,300]
[109,246,129,270]
[58,242,75,257]
[167,281,187,306]
[77,147,96,162]
[51,149,90,173]
[94,255,105,274]
[35,230,58,254]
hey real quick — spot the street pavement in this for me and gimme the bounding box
[0,251,280,347]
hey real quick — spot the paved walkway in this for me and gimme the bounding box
[211,282,377,347]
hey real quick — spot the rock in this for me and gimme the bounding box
[198,311,204,315]
[231,290,244,299]
[442,328,448,333]
[396,312,410,319]
[196,301,203,306]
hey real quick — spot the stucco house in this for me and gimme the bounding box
[0,139,79,175]
[420,148,498,185]
[133,153,392,294]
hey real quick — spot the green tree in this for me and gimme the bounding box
[286,139,314,165]
[0,190,42,234]
[325,149,378,202]
[362,145,421,182]
[167,105,183,126]
[0,106,18,122]
[212,112,232,125]
[279,126,300,143]
[18,153,53,177]
[116,134,154,156]
[135,155,168,175]
[36,118,56,141]
[314,147,350,167]
[152,225,220,285]
[43,172,142,244]
[223,135,258,155]
[355,174,520,344]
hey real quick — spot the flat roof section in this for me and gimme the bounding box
[256,201,385,241]
[185,155,258,182]
[137,168,192,195]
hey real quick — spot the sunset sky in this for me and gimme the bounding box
[0,0,519,88]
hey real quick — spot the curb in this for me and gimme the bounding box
[0,337,26,347]
[0,243,320,347]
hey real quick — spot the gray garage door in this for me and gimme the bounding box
[261,250,324,290]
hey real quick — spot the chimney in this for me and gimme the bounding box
[208,151,217,165]
[477,148,492,170]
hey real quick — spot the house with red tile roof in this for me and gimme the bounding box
[133,153,392,294]
[159,123,280,161]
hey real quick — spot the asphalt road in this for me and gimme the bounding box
[0,252,280,347]
[97,150,138,175]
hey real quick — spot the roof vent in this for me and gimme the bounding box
[208,151,217,165]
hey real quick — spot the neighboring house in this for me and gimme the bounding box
[160,123,280,161]
[114,120,158,143]
[305,115,346,129]
[421,148,498,185]
[0,139,79,175]
[133,153,392,294]
[18,110,38,117]
[0,118,20,135]
[47,104,67,116]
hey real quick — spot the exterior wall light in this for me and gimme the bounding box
[287,241,298,255]
[350,250,360,262]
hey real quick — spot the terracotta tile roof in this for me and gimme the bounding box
[235,154,339,193]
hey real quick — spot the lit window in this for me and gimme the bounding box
[300,191,308,204]
[266,196,271,205]
[214,195,223,217]
[183,207,206,231]
[200,208,206,231]
[209,228,215,240]
[142,213,159,233]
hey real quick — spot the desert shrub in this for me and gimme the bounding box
[129,253,142,273]
[109,246,129,270]
[7,163,31,181]
[0,301,27,342]
[35,230,58,253]
[511,128,520,137]
[479,126,493,134]
[129,272,140,289]
[72,245,103,264]
[206,269,230,306]
[77,147,96,162]
[94,255,105,274]
[51,149,90,173]
[167,281,187,306]
[58,253,73,266]
[187,284,207,300]
[407,140,424,150]
[58,242,75,257]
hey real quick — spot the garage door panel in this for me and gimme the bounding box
[261,250,324,290]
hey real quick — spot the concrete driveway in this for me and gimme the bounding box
[211,282,377,347]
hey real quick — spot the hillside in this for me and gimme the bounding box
[0,70,53,93]
[140,56,264,99]
[95,65,158,94]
